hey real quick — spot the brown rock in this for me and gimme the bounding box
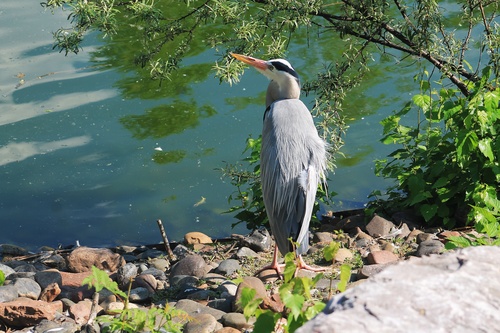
[215,328,241,333]
[334,214,366,234]
[60,271,94,288]
[405,229,423,243]
[367,250,399,265]
[313,232,334,243]
[366,215,396,238]
[184,232,213,245]
[335,248,354,263]
[69,299,103,325]
[39,282,61,302]
[396,223,412,239]
[355,227,373,240]
[438,230,461,239]
[184,313,218,333]
[66,247,125,273]
[256,269,280,283]
[416,232,436,244]
[0,298,62,327]
[234,276,268,312]
[170,254,209,278]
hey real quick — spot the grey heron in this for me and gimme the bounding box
[230,53,328,274]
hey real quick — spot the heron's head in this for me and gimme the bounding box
[230,53,300,88]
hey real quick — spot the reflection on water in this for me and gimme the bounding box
[0,1,410,251]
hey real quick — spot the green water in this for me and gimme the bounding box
[0,0,415,250]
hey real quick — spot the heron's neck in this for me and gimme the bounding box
[265,77,301,108]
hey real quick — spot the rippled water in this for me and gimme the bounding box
[1,1,412,250]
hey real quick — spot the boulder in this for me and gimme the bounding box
[297,246,500,333]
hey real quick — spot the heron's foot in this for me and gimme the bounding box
[254,262,286,280]
[296,255,327,273]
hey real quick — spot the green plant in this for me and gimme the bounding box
[219,136,268,230]
[0,270,5,286]
[82,266,188,333]
[240,253,326,333]
[372,67,500,230]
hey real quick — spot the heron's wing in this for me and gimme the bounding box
[261,99,327,256]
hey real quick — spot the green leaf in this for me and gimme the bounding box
[478,138,494,162]
[283,252,296,283]
[420,204,438,222]
[413,94,431,112]
[337,264,351,292]
[323,241,340,262]
[445,236,472,249]
[253,311,278,333]
[0,270,5,286]
[282,293,305,320]
[239,287,262,320]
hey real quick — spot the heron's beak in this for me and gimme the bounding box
[230,53,268,71]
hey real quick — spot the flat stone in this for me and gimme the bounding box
[334,248,354,263]
[221,312,253,330]
[129,287,150,302]
[184,313,218,333]
[214,259,241,275]
[13,277,42,300]
[59,271,93,288]
[366,250,399,265]
[0,284,19,302]
[0,244,30,256]
[235,247,258,259]
[184,231,213,244]
[66,247,125,273]
[313,232,334,243]
[174,299,226,320]
[0,298,62,327]
[415,239,445,257]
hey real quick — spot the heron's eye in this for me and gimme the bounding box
[267,64,275,71]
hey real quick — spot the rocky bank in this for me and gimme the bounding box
[0,211,497,332]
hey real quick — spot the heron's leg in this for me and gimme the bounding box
[254,244,285,279]
[296,254,326,273]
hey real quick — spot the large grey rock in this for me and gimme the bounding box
[297,246,500,333]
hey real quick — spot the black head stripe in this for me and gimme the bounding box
[270,61,300,80]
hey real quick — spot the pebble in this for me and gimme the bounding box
[184,313,219,333]
[416,239,445,257]
[235,246,258,258]
[170,254,209,278]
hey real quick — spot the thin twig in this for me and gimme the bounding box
[156,219,176,262]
